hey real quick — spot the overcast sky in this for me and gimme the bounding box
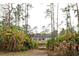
[0,0,79,33]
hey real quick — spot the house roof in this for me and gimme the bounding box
[30,34,51,39]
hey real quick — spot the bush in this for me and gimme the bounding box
[31,40,38,49]
[47,31,79,55]
[0,28,25,51]
[0,26,38,51]
[47,38,56,50]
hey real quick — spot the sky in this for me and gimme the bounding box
[0,0,79,33]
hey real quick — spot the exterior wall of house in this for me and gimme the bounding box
[32,37,51,41]
[31,34,51,41]
[30,31,57,41]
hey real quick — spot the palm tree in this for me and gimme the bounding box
[1,3,14,28]
[62,4,72,32]
[16,4,22,27]
[46,3,55,36]
[24,3,33,33]
[57,3,59,36]
[71,3,79,33]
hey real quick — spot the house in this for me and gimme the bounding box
[30,33,51,41]
[30,30,57,41]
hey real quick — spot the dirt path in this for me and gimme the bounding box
[0,49,48,56]
[26,41,48,56]
[27,49,48,56]
[0,41,48,56]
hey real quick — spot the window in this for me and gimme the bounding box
[43,38,44,40]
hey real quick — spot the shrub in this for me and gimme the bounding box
[47,31,79,55]
[0,26,38,51]
[0,28,25,51]
[0,25,39,51]
[31,40,38,49]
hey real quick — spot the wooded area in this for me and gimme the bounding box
[0,3,79,56]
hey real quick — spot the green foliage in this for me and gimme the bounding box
[47,31,79,55]
[0,26,38,51]
[31,40,38,49]
[0,28,25,51]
